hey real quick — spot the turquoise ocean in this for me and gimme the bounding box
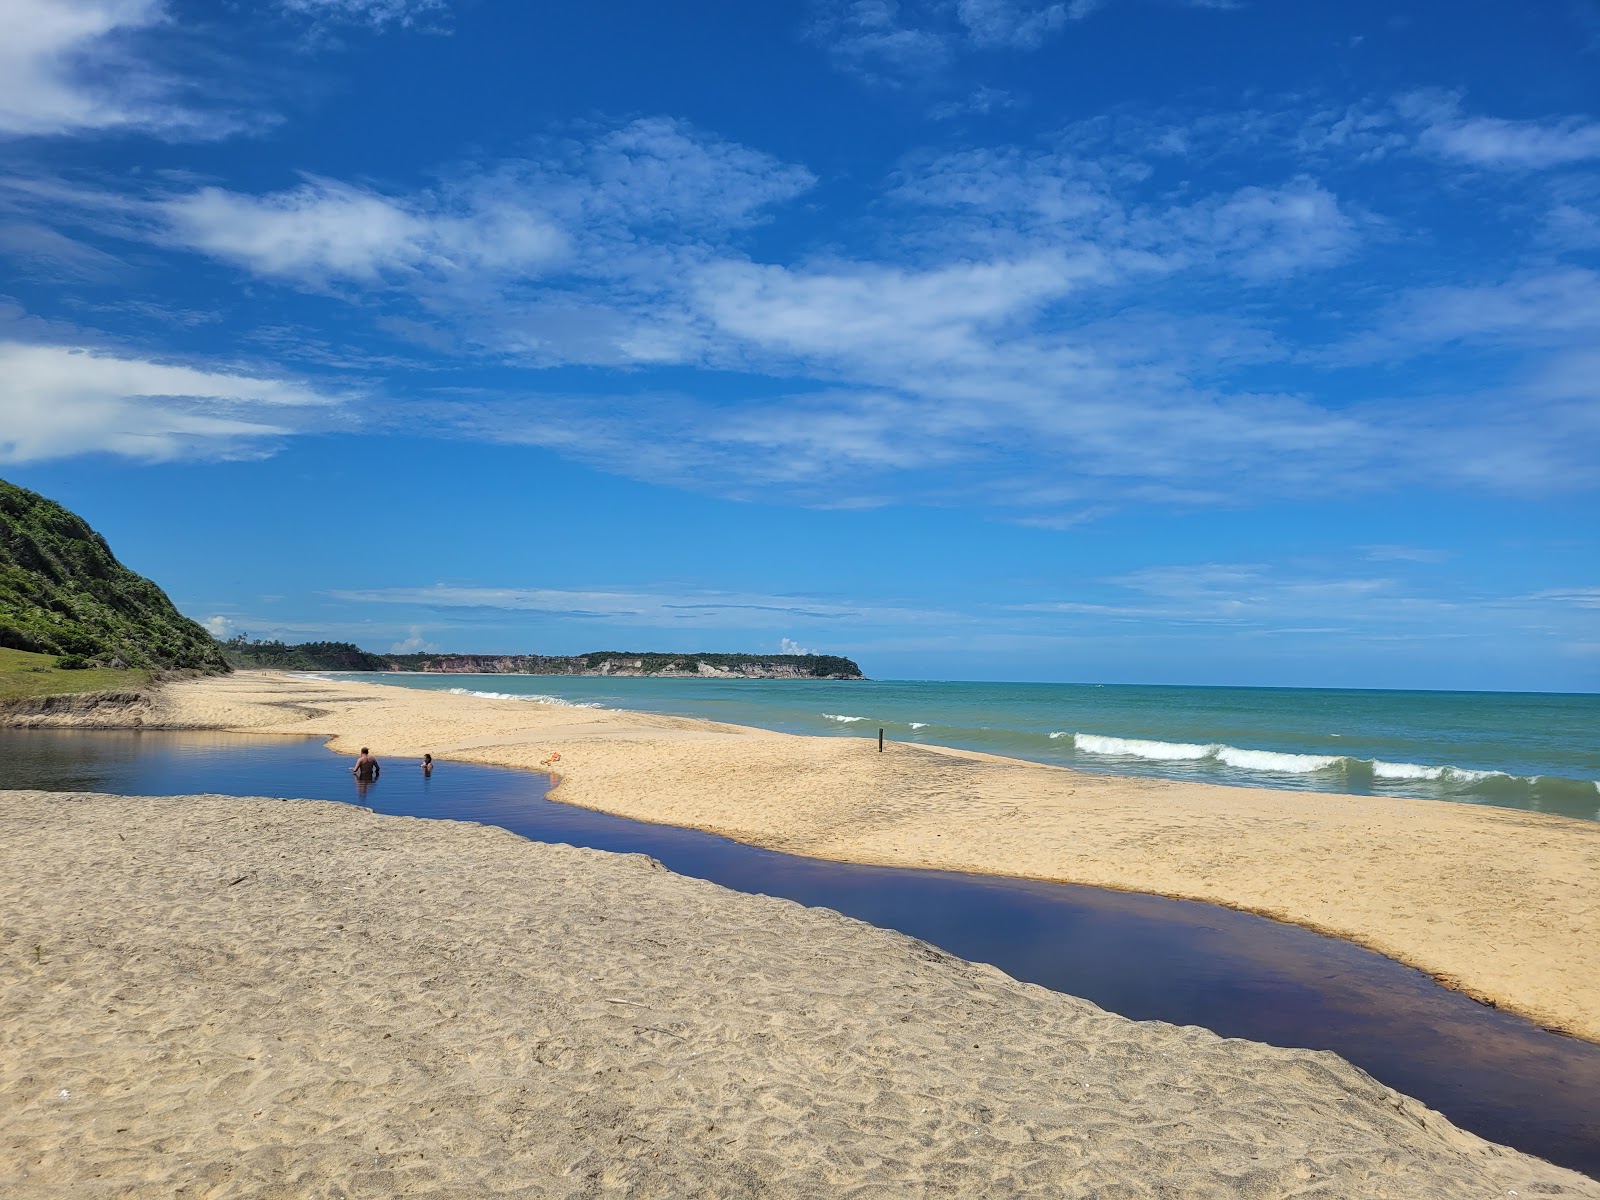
[322,674,1600,822]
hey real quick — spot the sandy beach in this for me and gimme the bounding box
[16,670,1599,1047]
[4,788,1596,1197]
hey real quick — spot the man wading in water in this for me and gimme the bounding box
[352,748,381,782]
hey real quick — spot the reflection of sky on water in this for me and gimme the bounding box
[3,726,1596,1179]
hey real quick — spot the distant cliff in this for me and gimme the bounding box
[389,651,865,679]
[223,641,864,680]
[0,478,228,672]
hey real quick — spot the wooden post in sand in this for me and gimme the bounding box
[879,728,884,753]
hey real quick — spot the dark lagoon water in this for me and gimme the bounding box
[4,726,1598,1179]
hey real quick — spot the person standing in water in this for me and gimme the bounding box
[352,748,380,782]
[421,753,434,776]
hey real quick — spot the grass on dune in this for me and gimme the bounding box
[0,646,152,702]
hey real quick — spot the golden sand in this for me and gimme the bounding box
[4,790,1595,1197]
[36,669,1600,1043]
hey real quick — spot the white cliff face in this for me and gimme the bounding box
[402,653,863,680]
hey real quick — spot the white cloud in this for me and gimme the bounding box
[811,1,954,82]
[891,146,1360,279]
[14,94,1596,513]
[389,625,436,652]
[694,253,1105,362]
[954,0,1071,48]
[812,0,1233,82]
[780,637,815,655]
[1349,268,1600,359]
[162,177,566,284]
[0,341,343,463]
[201,615,234,638]
[153,118,811,308]
[0,0,447,142]
[1526,588,1600,609]
[1166,181,1358,279]
[810,0,1086,82]
[276,0,445,29]
[0,0,202,138]
[929,85,1021,120]
[1401,92,1600,170]
[1546,200,1600,250]
[576,118,816,231]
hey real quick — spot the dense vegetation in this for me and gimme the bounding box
[221,638,391,671]
[220,640,864,678]
[0,479,228,672]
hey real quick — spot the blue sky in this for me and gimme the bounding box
[1,0,1596,690]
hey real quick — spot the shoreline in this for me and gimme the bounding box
[8,789,1595,1195]
[10,669,1600,1045]
[318,670,1600,812]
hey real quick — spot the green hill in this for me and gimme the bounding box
[0,478,228,672]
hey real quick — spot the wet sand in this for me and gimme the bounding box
[4,789,1596,1198]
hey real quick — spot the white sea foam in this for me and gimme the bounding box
[1072,734,1214,761]
[1066,729,1538,785]
[822,713,868,723]
[1372,760,1496,783]
[444,687,604,708]
[1048,731,1070,739]
[1215,746,1341,773]
[908,722,929,729]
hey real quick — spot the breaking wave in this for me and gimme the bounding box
[445,688,605,708]
[1073,733,1215,762]
[822,713,869,723]
[1063,731,1597,798]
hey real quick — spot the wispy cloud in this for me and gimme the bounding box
[159,117,812,295]
[0,340,345,463]
[0,0,247,139]
[10,92,1599,514]
[330,583,954,628]
[1363,545,1451,564]
[1014,560,1472,635]
[1341,268,1600,363]
[810,0,1088,83]
[162,176,566,285]
[276,0,447,30]
[810,0,1236,84]
[1401,91,1600,170]
[954,0,1073,49]
[1525,587,1600,610]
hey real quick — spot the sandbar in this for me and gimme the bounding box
[12,670,1600,1046]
